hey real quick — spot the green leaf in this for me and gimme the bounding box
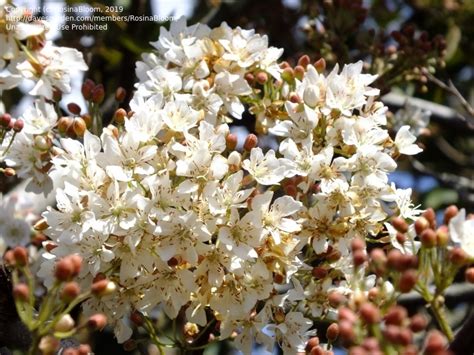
[424,188,458,210]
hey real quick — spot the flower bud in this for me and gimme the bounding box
[398,269,417,293]
[81,79,95,100]
[281,67,295,83]
[424,330,447,354]
[13,246,29,266]
[113,108,127,124]
[387,249,404,271]
[297,54,311,69]
[78,344,91,355]
[449,247,468,265]
[294,65,305,80]
[72,117,87,137]
[244,134,258,151]
[39,335,60,354]
[91,84,105,104]
[13,283,30,302]
[81,113,92,128]
[360,303,380,324]
[244,73,254,84]
[115,87,127,102]
[228,151,241,168]
[256,71,268,85]
[67,103,81,115]
[34,135,50,150]
[328,291,346,308]
[396,328,413,346]
[123,339,137,351]
[409,314,427,332]
[391,217,408,233]
[57,116,72,134]
[338,320,355,342]
[420,228,437,248]
[61,281,81,303]
[0,113,12,127]
[338,307,357,323]
[326,323,339,342]
[465,267,474,283]
[54,314,75,332]
[279,61,290,69]
[314,58,326,73]
[87,313,107,330]
[226,133,238,151]
[422,208,436,229]
[384,305,407,326]
[289,92,301,103]
[69,255,83,276]
[130,310,144,326]
[55,258,75,281]
[91,279,116,296]
[436,226,449,246]
[351,238,365,252]
[353,249,367,267]
[368,287,379,302]
[443,205,459,224]
[303,86,319,107]
[414,216,429,235]
[13,119,24,133]
[305,337,319,352]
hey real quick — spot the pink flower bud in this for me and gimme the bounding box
[13,119,24,133]
[87,313,107,330]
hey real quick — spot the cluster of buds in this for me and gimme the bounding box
[0,113,24,176]
[3,247,109,353]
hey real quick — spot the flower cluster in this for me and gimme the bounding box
[3,10,469,355]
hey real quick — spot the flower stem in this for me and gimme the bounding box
[430,297,454,342]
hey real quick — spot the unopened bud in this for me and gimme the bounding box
[54,314,75,332]
[353,249,367,267]
[130,311,144,326]
[39,335,60,354]
[244,73,254,84]
[409,314,427,332]
[399,269,418,293]
[314,58,326,73]
[244,134,258,151]
[436,226,449,246]
[226,133,238,151]
[57,116,72,134]
[72,117,87,137]
[391,217,408,233]
[91,84,105,104]
[384,306,407,326]
[91,279,116,296]
[13,246,28,266]
[3,167,16,176]
[115,87,127,102]
[351,238,365,252]
[87,313,107,330]
[113,108,127,124]
[67,103,81,115]
[422,208,436,229]
[281,67,295,83]
[228,151,241,167]
[424,330,447,354]
[465,267,474,283]
[34,135,50,150]
[13,119,24,132]
[297,54,311,68]
[61,281,81,303]
[0,113,11,127]
[444,205,459,224]
[13,283,29,302]
[339,320,355,342]
[450,247,468,265]
[328,291,346,308]
[81,114,92,128]
[326,323,339,342]
[256,72,268,85]
[55,258,75,281]
[82,79,95,100]
[420,228,437,248]
[414,216,429,235]
[305,337,319,352]
[4,250,15,266]
[294,65,305,80]
[360,303,380,324]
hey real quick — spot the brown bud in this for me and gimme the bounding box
[422,208,436,229]
[115,87,127,102]
[436,226,449,246]
[294,65,305,80]
[55,258,75,281]
[392,217,408,233]
[424,330,447,354]
[91,279,109,295]
[420,228,437,248]
[351,238,365,252]
[91,84,105,104]
[297,55,311,69]
[289,93,301,103]
[409,314,427,332]
[87,313,107,330]
[443,205,459,224]
[123,339,136,351]
[12,119,24,133]
[256,71,268,85]
[326,323,339,342]
[67,103,81,115]
[244,73,254,84]
[82,79,95,100]
[4,250,15,266]
[226,133,238,151]
[360,303,380,324]
[279,61,290,69]
[449,247,468,265]
[339,320,355,342]
[0,113,12,127]
[305,337,320,352]
[61,281,81,303]
[396,328,413,346]
[387,249,404,271]
[353,249,367,267]
[314,58,326,73]
[13,246,29,266]
[244,134,258,151]
[338,307,357,323]
[281,67,295,83]
[383,324,400,343]
[72,117,87,137]
[414,217,430,235]
[398,269,417,293]
[310,346,325,355]
[384,305,407,326]
[328,291,345,308]
[13,283,29,302]
[465,267,474,283]
[93,273,106,283]
[3,167,15,176]
[368,287,379,302]
[57,116,72,134]
[113,108,127,124]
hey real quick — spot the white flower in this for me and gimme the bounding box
[0,218,30,247]
[394,125,423,155]
[21,99,57,135]
[270,102,318,142]
[161,100,201,133]
[449,209,474,258]
[214,71,252,118]
[242,148,293,185]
